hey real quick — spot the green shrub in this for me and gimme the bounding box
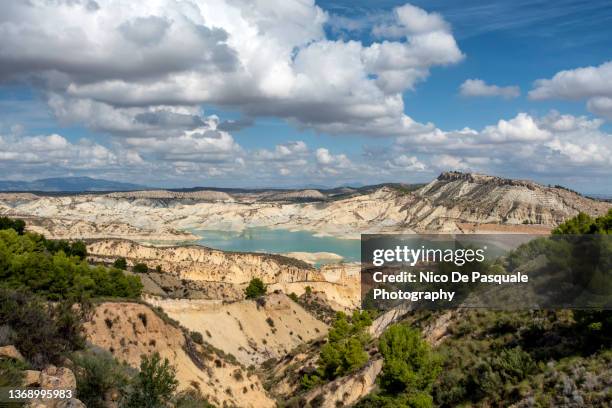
[356,392,433,408]
[73,350,132,408]
[288,292,299,302]
[173,389,216,408]
[0,358,28,387]
[125,352,178,408]
[378,324,441,396]
[553,209,611,235]
[245,278,266,299]
[0,217,25,235]
[0,289,85,369]
[113,258,127,270]
[190,331,204,345]
[133,263,149,273]
[302,311,372,387]
[41,238,87,260]
[491,347,535,384]
[0,229,142,300]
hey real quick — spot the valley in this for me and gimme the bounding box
[0,172,610,407]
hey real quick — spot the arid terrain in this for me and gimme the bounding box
[2,172,608,243]
[1,172,610,407]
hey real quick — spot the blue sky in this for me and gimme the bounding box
[0,0,610,192]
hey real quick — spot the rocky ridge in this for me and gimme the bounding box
[1,173,608,242]
[86,239,361,309]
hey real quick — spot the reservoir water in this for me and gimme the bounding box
[192,227,361,263]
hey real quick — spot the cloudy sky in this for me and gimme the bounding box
[0,0,611,192]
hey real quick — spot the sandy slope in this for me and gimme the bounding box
[84,302,275,407]
[148,293,328,366]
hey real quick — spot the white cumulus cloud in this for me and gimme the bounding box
[459,79,520,99]
[529,61,612,119]
[0,1,463,138]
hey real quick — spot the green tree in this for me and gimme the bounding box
[553,209,611,235]
[0,228,142,300]
[245,278,267,299]
[0,217,25,234]
[125,353,178,408]
[553,210,612,342]
[133,263,149,273]
[69,241,87,260]
[377,324,441,406]
[113,257,127,270]
[302,311,372,388]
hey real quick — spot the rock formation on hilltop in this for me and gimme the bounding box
[106,190,235,201]
[400,171,610,232]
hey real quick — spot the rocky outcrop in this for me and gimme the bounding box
[304,359,383,408]
[106,190,235,201]
[22,365,85,408]
[23,216,198,241]
[261,189,326,202]
[0,345,25,362]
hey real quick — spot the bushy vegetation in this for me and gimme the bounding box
[245,277,267,299]
[379,325,440,401]
[124,352,178,408]
[190,331,204,345]
[42,238,88,260]
[0,217,25,235]
[73,349,133,408]
[0,226,142,300]
[0,289,86,369]
[552,209,611,234]
[0,218,218,406]
[132,262,149,273]
[428,212,612,406]
[302,310,372,389]
[430,309,612,407]
[174,389,216,408]
[356,324,441,408]
[0,358,28,388]
[74,349,215,408]
[113,257,128,269]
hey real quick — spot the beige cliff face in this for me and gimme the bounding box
[84,302,275,408]
[148,293,328,366]
[1,173,609,243]
[86,239,362,309]
[304,359,383,408]
[22,216,198,241]
[87,239,318,284]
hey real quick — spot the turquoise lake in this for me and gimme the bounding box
[191,228,361,263]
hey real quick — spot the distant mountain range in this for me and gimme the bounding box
[0,177,148,192]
